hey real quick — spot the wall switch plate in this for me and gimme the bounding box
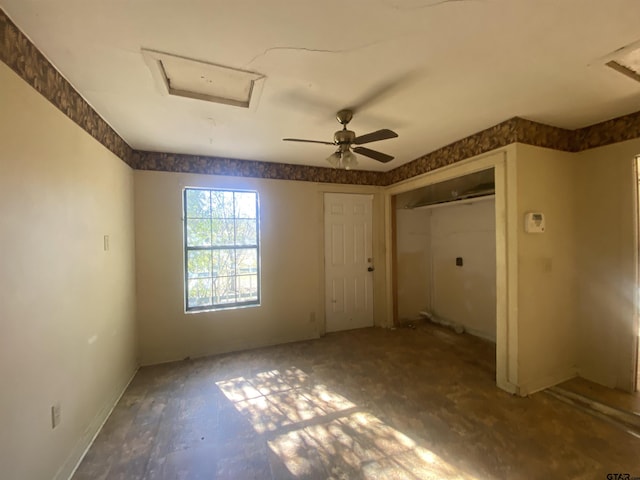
[103,235,110,251]
[51,403,61,429]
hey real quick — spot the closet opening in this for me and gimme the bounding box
[392,167,498,344]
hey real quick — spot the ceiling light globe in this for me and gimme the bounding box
[342,150,358,170]
[326,152,341,168]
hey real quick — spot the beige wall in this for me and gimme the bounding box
[575,139,640,391]
[134,170,385,365]
[515,141,640,393]
[395,208,432,321]
[395,199,497,341]
[430,199,497,341]
[515,144,579,394]
[0,63,137,480]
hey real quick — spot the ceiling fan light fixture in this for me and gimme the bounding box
[326,151,341,168]
[325,150,358,169]
[341,150,358,170]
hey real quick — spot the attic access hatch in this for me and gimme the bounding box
[603,39,640,84]
[397,168,495,210]
[142,49,265,108]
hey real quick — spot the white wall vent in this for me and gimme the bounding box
[142,49,265,108]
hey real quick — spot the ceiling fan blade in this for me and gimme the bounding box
[276,90,336,117]
[348,69,423,114]
[353,146,394,163]
[354,129,398,145]
[283,138,335,145]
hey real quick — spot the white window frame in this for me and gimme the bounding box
[183,187,260,312]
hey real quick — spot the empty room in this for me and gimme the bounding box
[2,1,640,479]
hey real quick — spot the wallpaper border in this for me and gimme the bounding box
[3,7,640,187]
[132,151,387,186]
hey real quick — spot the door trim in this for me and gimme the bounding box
[633,156,640,391]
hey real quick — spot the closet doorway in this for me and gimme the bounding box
[393,168,497,342]
[385,151,517,393]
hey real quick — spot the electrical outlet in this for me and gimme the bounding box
[51,403,61,429]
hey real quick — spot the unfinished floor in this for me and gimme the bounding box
[557,376,640,415]
[73,323,640,479]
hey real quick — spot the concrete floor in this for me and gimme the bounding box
[73,323,640,479]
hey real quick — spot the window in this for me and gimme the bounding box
[184,188,260,311]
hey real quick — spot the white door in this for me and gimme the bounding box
[324,193,374,332]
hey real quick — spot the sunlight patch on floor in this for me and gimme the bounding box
[217,367,479,479]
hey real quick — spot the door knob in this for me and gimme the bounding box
[367,266,375,272]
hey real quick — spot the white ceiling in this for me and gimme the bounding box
[3,0,640,171]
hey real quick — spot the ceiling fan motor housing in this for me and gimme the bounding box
[334,129,356,151]
[336,109,353,125]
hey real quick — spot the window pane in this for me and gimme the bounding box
[236,248,257,274]
[188,278,212,308]
[237,275,258,301]
[187,219,212,246]
[212,219,234,245]
[235,219,257,245]
[235,192,256,219]
[184,187,260,311]
[186,189,211,218]
[211,191,235,218]
[213,276,236,304]
[188,251,212,278]
[213,249,235,277]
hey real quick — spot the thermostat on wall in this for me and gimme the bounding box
[524,212,545,233]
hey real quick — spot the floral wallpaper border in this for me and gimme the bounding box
[576,110,640,151]
[385,118,520,185]
[3,7,640,187]
[132,151,387,186]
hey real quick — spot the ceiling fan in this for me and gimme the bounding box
[283,109,398,170]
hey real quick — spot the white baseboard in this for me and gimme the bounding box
[56,367,139,480]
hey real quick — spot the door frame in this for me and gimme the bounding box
[384,149,519,394]
[633,156,640,391]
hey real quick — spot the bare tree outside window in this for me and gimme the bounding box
[184,188,260,311]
